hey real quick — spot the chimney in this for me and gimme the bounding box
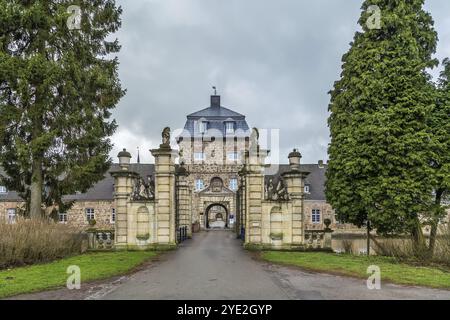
[211,95,220,108]
[318,160,324,168]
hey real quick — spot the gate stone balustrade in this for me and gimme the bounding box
[87,230,115,250]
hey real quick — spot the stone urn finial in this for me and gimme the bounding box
[324,218,332,232]
[118,148,132,170]
[288,148,302,171]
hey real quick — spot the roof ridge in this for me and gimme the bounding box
[187,105,245,118]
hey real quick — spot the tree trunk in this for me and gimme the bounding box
[29,157,43,219]
[428,189,444,257]
[367,220,371,256]
[29,91,44,219]
[411,218,426,258]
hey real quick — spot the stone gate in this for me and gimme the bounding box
[111,127,332,250]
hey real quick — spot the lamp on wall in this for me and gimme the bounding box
[118,148,132,170]
[288,148,302,171]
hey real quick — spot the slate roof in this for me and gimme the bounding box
[0,163,326,202]
[187,106,246,118]
[265,164,327,201]
[180,96,250,138]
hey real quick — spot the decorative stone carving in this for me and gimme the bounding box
[132,176,155,201]
[265,177,289,201]
[161,127,171,147]
[211,177,224,192]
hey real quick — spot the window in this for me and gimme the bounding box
[7,208,16,224]
[0,186,7,193]
[227,152,239,161]
[194,152,205,161]
[111,208,116,223]
[195,179,204,191]
[304,184,310,193]
[225,122,235,134]
[58,212,68,223]
[199,121,208,134]
[85,208,95,221]
[312,209,321,224]
[229,178,238,191]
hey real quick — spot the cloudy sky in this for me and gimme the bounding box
[110,0,450,164]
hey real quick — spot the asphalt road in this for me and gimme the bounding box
[97,230,450,300]
[8,230,450,300]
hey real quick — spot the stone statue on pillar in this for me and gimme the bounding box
[161,127,171,148]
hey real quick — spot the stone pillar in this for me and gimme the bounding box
[151,143,178,247]
[282,149,309,245]
[176,163,192,238]
[242,129,269,247]
[111,149,139,250]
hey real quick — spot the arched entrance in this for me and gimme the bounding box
[205,203,229,229]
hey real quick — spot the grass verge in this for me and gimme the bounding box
[0,251,159,298]
[261,251,450,289]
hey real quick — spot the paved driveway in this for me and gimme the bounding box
[8,230,450,300]
[98,230,450,300]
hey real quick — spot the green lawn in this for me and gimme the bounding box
[0,251,159,298]
[261,251,450,289]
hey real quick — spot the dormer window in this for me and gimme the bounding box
[199,121,208,134]
[225,122,235,134]
[304,184,310,194]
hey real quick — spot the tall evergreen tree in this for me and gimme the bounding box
[326,0,438,245]
[428,58,450,254]
[0,1,125,218]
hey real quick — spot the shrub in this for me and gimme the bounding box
[372,226,450,266]
[433,225,450,266]
[341,238,354,254]
[0,218,85,269]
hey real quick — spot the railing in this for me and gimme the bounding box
[240,226,245,241]
[87,230,115,250]
[177,226,188,243]
[304,230,326,249]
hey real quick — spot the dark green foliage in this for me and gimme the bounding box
[326,0,438,236]
[427,58,450,253]
[0,1,125,217]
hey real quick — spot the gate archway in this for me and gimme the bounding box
[205,203,229,229]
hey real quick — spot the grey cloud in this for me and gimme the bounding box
[111,0,450,164]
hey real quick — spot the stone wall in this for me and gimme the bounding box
[179,137,248,166]
[66,200,115,229]
[0,199,115,229]
[303,200,360,231]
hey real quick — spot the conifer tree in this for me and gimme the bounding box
[428,58,450,254]
[326,0,438,246]
[0,1,125,218]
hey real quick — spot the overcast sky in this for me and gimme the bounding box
[110,0,450,164]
